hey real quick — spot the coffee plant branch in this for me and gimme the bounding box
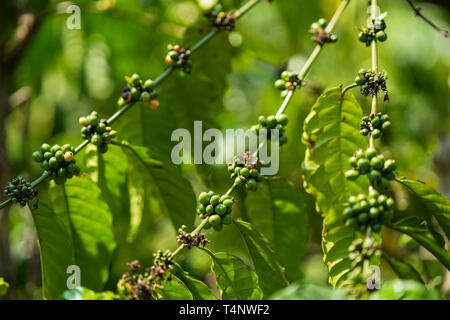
[406,0,450,38]
[0,0,264,210]
[370,0,379,149]
[276,0,350,117]
[168,0,351,262]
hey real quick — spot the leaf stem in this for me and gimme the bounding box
[191,30,220,53]
[274,0,350,117]
[0,199,11,209]
[370,0,378,149]
[233,0,262,19]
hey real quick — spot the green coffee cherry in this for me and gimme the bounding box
[32,143,80,184]
[355,69,388,97]
[376,31,387,42]
[228,153,263,190]
[197,190,234,231]
[274,71,302,97]
[357,18,387,47]
[118,74,160,110]
[347,148,396,190]
[210,195,220,206]
[384,159,396,173]
[209,214,221,227]
[199,192,210,205]
[3,176,37,207]
[79,112,118,153]
[165,45,192,74]
[343,188,394,233]
[251,114,289,146]
[360,112,392,139]
[357,158,370,172]
[345,169,359,181]
[206,205,215,215]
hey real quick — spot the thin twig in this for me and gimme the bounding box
[369,0,379,149]
[406,0,450,38]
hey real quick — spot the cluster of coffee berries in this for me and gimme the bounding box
[32,144,80,185]
[309,18,337,46]
[355,69,388,97]
[151,250,173,282]
[4,177,37,207]
[251,114,288,146]
[345,148,396,190]
[360,113,391,138]
[204,5,235,31]
[79,111,117,153]
[358,18,387,46]
[117,73,160,110]
[176,225,209,248]
[197,191,233,232]
[118,260,160,300]
[343,188,394,233]
[228,153,264,190]
[348,236,382,272]
[274,71,302,98]
[165,45,192,74]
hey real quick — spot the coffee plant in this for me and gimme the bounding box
[0,0,448,301]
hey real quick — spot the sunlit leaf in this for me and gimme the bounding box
[172,263,217,300]
[302,87,368,286]
[234,219,289,297]
[116,141,196,229]
[383,253,423,283]
[396,177,450,240]
[245,178,309,280]
[200,248,263,300]
[49,176,117,291]
[369,279,442,300]
[388,217,450,270]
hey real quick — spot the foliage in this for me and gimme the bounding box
[0,0,448,301]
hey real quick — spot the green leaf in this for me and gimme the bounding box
[116,141,196,229]
[85,144,131,242]
[369,279,442,300]
[61,287,117,300]
[233,219,289,297]
[200,248,263,300]
[159,25,232,134]
[172,263,217,300]
[127,168,145,242]
[388,217,450,270]
[245,178,309,280]
[383,253,423,283]
[116,23,231,181]
[270,282,348,300]
[0,277,9,296]
[29,201,75,299]
[302,87,369,213]
[396,177,450,240]
[49,176,117,291]
[157,275,193,300]
[302,87,368,286]
[321,207,354,287]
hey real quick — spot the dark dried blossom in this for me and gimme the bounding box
[176,225,210,248]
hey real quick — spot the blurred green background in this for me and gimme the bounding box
[0,0,448,299]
